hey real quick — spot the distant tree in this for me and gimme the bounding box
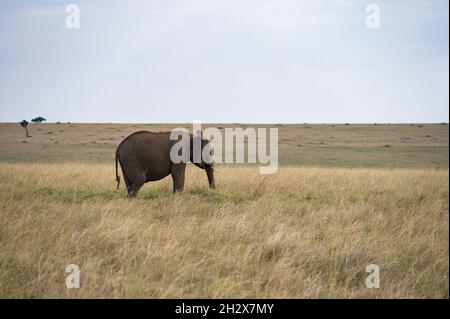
[20,120,31,138]
[31,116,47,124]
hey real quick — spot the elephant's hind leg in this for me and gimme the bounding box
[122,169,132,193]
[126,168,146,198]
[128,185,142,198]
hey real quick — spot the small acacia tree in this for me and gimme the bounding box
[31,116,47,124]
[20,120,30,138]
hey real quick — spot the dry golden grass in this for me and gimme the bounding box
[0,163,447,298]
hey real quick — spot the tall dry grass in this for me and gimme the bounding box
[0,163,448,298]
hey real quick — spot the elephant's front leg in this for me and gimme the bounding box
[171,163,186,193]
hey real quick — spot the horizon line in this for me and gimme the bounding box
[1,121,449,125]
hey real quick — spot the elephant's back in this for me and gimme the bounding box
[116,131,175,171]
[118,131,171,151]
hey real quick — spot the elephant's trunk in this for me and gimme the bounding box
[205,166,215,189]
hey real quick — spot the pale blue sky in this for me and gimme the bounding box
[0,0,448,123]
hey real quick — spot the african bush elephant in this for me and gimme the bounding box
[115,131,215,197]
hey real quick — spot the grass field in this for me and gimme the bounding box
[0,123,448,298]
[1,123,448,168]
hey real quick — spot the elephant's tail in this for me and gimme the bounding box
[115,149,120,190]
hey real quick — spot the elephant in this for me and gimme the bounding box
[115,131,215,197]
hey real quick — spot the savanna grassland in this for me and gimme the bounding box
[0,123,448,298]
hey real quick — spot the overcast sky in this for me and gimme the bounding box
[0,0,448,123]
